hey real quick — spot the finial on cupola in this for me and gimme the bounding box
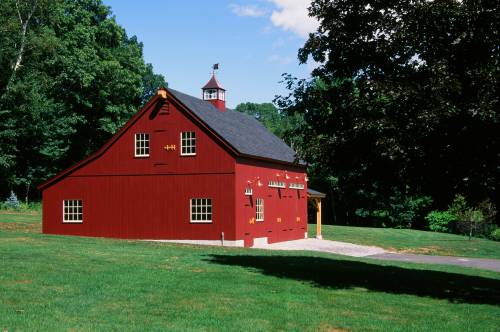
[202,63,226,112]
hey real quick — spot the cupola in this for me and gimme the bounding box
[202,67,226,111]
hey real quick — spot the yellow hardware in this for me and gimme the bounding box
[249,217,255,224]
[164,144,176,151]
[277,217,282,223]
[296,217,301,223]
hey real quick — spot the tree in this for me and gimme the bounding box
[275,0,499,226]
[0,0,166,199]
[235,102,305,149]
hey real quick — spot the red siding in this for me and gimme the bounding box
[43,174,235,240]
[235,159,307,246]
[42,97,236,241]
[41,92,307,247]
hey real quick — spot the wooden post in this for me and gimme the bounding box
[316,198,322,239]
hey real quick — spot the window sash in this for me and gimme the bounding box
[181,131,196,156]
[190,198,212,223]
[63,200,83,223]
[204,89,217,100]
[268,181,286,188]
[135,133,150,157]
[256,198,264,222]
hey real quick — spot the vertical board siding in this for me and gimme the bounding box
[235,159,307,246]
[43,174,235,240]
[42,97,236,241]
[41,94,307,247]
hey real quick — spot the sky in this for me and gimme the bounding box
[103,0,318,108]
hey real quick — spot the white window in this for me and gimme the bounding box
[204,89,217,100]
[135,133,149,157]
[289,183,305,190]
[268,181,286,188]
[181,131,196,155]
[190,198,212,223]
[256,198,264,222]
[63,200,83,223]
[244,187,253,196]
[218,90,225,101]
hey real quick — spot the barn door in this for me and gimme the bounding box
[153,129,170,167]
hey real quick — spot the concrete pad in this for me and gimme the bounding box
[252,238,386,257]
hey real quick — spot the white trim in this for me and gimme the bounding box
[255,198,264,222]
[62,199,83,223]
[190,198,212,223]
[244,187,253,196]
[203,89,218,100]
[180,131,196,156]
[134,133,150,157]
[268,181,286,188]
[146,239,244,247]
[289,183,305,190]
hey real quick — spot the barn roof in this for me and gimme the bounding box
[202,74,225,90]
[168,88,302,165]
[38,88,304,190]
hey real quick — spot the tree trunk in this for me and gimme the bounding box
[3,0,38,96]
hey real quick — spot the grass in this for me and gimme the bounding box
[313,224,500,259]
[1,212,499,331]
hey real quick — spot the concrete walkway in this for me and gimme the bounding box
[252,238,386,257]
[253,238,500,272]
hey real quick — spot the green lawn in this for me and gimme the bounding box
[1,212,499,331]
[313,224,500,259]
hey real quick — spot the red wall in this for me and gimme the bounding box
[42,174,235,240]
[42,97,236,241]
[41,94,307,247]
[235,159,308,246]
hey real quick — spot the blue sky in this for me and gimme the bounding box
[103,1,317,108]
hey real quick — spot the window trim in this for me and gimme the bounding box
[180,131,197,156]
[255,198,264,222]
[62,199,83,223]
[203,89,218,100]
[134,133,150,157]
[268,180,286,188]
[289,183,305,190]
[244,187,253,196]
[190,198,213,223]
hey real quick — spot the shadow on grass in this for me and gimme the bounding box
[206,254,500,305]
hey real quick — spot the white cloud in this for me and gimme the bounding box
[267,54,294,65]
[229,4,266,17]
[269,0,319,38]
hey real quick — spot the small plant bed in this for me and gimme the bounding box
[313,224,500,260]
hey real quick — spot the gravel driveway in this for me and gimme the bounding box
[253,238,500,272]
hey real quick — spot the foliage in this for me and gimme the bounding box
[425,211,456,233]
[448,195,497,239]
[355,186,432,228]
[0,0,166,199]
[490,228,500,242]
[275,0,500,227]
[4,191,20,210]
[234,102,305,150]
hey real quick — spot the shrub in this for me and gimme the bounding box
[4,191,20,210]
[425,210,455,232]
[448,195,497,239]
[355,190,432,229]
[490,228,500,242]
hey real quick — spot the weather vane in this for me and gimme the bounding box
[212,63,219,75]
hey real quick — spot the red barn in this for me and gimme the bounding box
[38,75,308,247]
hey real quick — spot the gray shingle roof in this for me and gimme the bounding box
[307,188,326,198]
[168,88,301,165]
